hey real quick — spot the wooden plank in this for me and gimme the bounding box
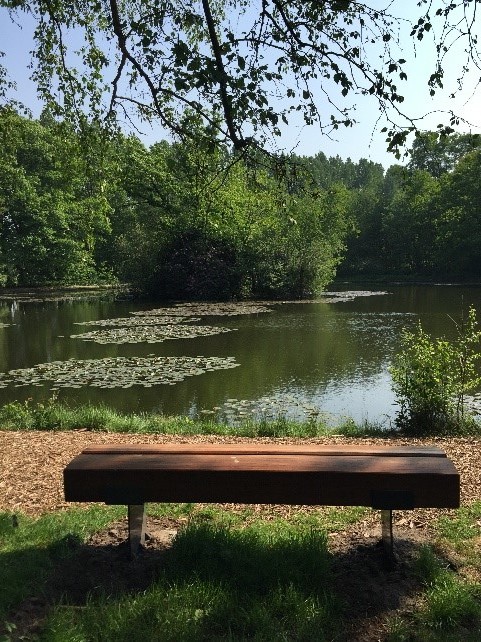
[64,453,460,508]
[81,444,448,457]
[65,453,457,473]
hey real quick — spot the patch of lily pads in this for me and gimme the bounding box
[0,356,240,389]
[73,315,200,327]
[199,394,332,424]
[130,302,273,317]
[70,324,235,344]
[319,291,388,303]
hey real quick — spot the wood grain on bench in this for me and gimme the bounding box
[64,444,460,509]
[78,444,448,457]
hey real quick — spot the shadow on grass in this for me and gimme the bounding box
[1,513,444,641]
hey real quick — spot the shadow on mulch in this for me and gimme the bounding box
[330,534,430,641]
[3,519,450,642]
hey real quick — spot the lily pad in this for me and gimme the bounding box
[203,393,331,425]
[2,356,240,389]
[74,315,199,327]
[70,324,235,344]
[130,302,273,317]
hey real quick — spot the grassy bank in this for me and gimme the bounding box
[2,398,481,438]
[0,399,389,438]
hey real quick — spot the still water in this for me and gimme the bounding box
[1,285,481,426]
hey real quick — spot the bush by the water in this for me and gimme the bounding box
[390,306,481,435]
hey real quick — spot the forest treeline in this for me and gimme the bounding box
[0,107,480,299]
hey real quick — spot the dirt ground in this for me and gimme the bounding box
[1,431,480,641]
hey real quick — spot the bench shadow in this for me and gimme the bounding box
[3,517,452,641]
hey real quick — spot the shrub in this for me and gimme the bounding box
[0,400,33,429]
[389,306,481,435]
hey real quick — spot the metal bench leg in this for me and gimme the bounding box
[128,504,146,558]
[381,509,396,564]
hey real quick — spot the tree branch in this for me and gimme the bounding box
[201,0,246,149]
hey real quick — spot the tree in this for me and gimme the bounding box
[1,1,479,157]
[279,183,353,297]
[0,107,112,285]
[381,169,440,275]
[339,159,385,274]
[408,131,481,177]
[434,148,481,276]
[340,139,481,279]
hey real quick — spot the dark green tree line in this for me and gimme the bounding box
[0,107,112,285]
[2,108,480,293]
[340,132,481,279]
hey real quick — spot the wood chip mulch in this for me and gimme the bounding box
[1,430,479,523]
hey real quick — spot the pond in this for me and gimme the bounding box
[1,284,481,426]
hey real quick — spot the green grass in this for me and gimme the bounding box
[436,502,481,543]
[0,506,345,641]
[0,506,125,623]
[386,516,481,641]
[1,401,481,639]
[3,398,479,438]
[0,398,391,438]
[388,565,481,641]
[2,500,481,641]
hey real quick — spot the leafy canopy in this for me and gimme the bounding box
[1,1,480,156]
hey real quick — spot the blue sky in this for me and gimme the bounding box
[1,2,480,169]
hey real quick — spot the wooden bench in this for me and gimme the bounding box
[63,443,460,559]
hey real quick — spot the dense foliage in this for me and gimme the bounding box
[0,109,113,285]
[0,108,353,298]
[1,109,480,295]
[1,3,480,293]
[340,132,481,279]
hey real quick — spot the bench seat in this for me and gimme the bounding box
[64,443,460,558]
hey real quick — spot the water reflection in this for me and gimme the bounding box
[1,285,481,424]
